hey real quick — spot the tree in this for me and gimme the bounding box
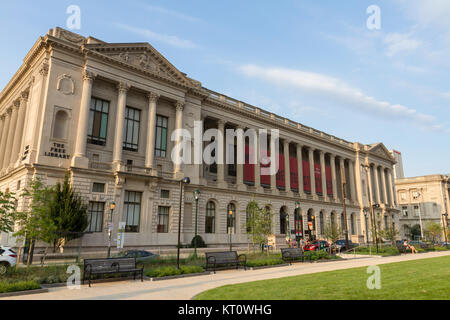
[378,226,400,245]
[48,173,89,251]
[323,222,342,247]
[0,191,17,233]
[245,201,274,252]
[424,222,443,244]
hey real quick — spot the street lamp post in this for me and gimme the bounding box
[107,202,116,259]
[177,177,191,270]
[364,210,370,245]
[442,213,448,247]
[229,209,233,252]
[193,190,201,258]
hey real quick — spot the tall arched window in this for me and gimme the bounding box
[319,212,325,235]
[53,110,69,140]
[341,213,346,232]
[205,201,216,234]
[351,214,356,235]
[227,203,236,233]
[331,212,336,229]
[280,207,288,235]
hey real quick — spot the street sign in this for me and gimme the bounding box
[117,222,126,249]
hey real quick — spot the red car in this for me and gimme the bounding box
[303,240,330,252]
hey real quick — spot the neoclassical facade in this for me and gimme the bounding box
[396,174,450,240]
[0,28,399,251]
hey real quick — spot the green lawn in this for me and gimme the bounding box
[195,256,450,300]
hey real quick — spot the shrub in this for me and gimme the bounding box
[0,281,41,293]
[145,266,204,278]
[191,235,207,248]
[246,259,285,268]
[304,251,337,261]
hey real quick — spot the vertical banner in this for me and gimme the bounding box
[244,144,255,184]
[315,164,323,194]
[260,148,271,187]
[276,153,285,189]
[290,156,299,191]
[117,222,126,249]
[326,166,333,196]
[303,160,311,193]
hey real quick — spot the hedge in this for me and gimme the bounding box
[0,281,41,294]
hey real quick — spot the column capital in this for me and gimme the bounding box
[283,139,290,146]
[82,70,96,82]
[117,82,130,94]
[175,101,185,112]
[20,91,29,102]
[39,62,49,77]
[6,107,13,115]
[148,92,160,103]
[13,100,20,109]
[217,119,226,127]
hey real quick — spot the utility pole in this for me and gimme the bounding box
[341,167,350,252]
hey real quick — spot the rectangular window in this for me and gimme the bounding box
[88,97,109,146]
[87,202,105,233]
[92,183,105,193]
[155,115,168,158]
[123,191,142,233]
[402,206,408,217]
[161,190,170,199]
[123,107,141,152]
[157,206,170,233]
[414,206,420,217]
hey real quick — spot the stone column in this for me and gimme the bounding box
[145,92,159,170]
[72,70,95,168]
[320,151,327,199]
[236,126,245,190]
[381,167,388,205]
[387,169,395,206]
[309,148,316,196]
[339,158,346,199]
[254,132,261,191]
[284,140,291,193]
[0,108,12,170]
[330,154,337,200]
[374,165,381,204]
[297,144,304,195]
[349,160,357,203]
[112,82,130,166]
[270,136,277,192]
[174,102,186,178]
[3,102,19,169]
[0,114,8,170]
[11,91,29,165]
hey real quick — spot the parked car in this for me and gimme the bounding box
[335,240,356,251]
[0,246,17,273]
[303,240,329,252]
[112,250,159,263]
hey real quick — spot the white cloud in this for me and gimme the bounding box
[396,0,450,30]
[115,24,197,49]
[383,32,422,56]
[143,5,201,23]
[238,64,448,132]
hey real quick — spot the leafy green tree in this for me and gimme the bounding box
[0,191,17,233]
[48,173,89,251]
[323,223,342,246]
[245,201,274,252]
[378,225,400,245]
[424,222,443,244]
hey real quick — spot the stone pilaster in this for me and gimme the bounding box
[330,154,337,201]
[11,91,29,166]
[320,151,327,200]
[297,144,304,196]
[284,140,291,193]
[0,108,12,170]
[112,82,130,167]
[309,148,316,197]
[174,101,186,179]
[145,92,159,171]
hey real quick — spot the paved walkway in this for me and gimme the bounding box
[4,251,449,300]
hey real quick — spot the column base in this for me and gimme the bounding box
[71,156,89,169]
[237,183,247,192]
[217,181,228,189]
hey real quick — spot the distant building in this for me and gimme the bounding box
[396,174,450,240]
[390,150,404,179]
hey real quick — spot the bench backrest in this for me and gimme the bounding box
[84,258,136,272]
[206,251,238,263]
[281,248,304,258]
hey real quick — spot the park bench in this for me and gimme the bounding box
[281,248,310,265]
[83,257,144,287]
[396,245,412,254]
[205,251,247,274]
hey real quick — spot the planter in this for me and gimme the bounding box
[150,272,212,282]
[0,288,48,298]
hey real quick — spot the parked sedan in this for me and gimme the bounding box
[112,250,159,263]
[335,240,356,251]
[303,240,330,252]
[0,246,17,274]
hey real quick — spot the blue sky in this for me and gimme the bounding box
[1,0,449,177]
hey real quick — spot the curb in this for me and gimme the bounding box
[0,288,49,299]
[249,264,290,270]
[149,272,212,282]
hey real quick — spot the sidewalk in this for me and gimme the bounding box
[3,251,449,300]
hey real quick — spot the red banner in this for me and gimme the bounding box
[303,160,311,193]
[326,166,333,196]
[290,157,299,191]
[244,144,255,184]
[315,164,323,195]
[260,148,271,187]
[276,153,285,189]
